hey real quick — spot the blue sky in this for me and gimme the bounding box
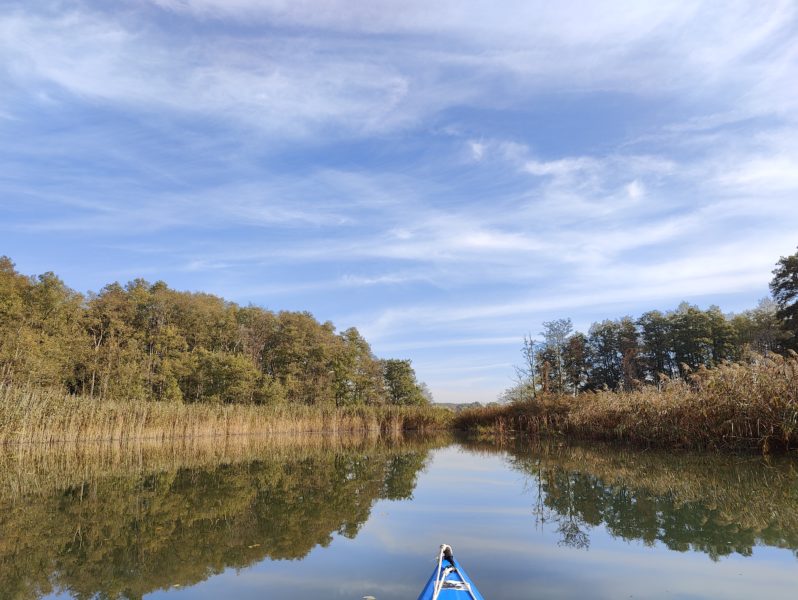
[2,1,798,403]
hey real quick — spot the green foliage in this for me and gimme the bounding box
[770,246,798,348]
[0,260,87,390]
[730,298,787,356]
[181,349,263,404]
[638,310,673,380]
[563,332,587,393]
[382,359,427,405]
[537,318,574,394]
[511,301,792,397]
[585,319,625,390]
[0,257,428,407]
[506,251,798,397]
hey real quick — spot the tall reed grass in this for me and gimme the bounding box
[455,353,798,453]
[0,384,452,446]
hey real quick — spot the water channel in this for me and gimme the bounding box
[1,435,797,599]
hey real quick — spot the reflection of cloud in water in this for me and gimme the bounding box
[428,518,798,599]
[0,435,443,599]
[397,504,531,516]
[14,436,798,600]
[417,474,517,487]
[224,569,418,599]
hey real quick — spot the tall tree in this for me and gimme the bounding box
[563,332,588,395]
[669,303,713,375]
[0,257,30,384]
[332,327,386,406]
[618,316,641,390]
[730,298,786,356]
[513,334,539,399]
[638,310,673,384]
[540,318,574,394]
[586,320,623,390]
[382,359,427,405]
[705,305,735,365]
[770,247,798,349]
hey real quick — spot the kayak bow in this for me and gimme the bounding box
[417,544,485,600]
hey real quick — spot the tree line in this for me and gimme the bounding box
[508,247,798,398]
[0,257,430,406]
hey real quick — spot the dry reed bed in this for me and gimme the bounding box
[455,354,798,453]
[0,384,452,446]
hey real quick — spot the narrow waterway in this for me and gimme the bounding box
[2,436,796,599]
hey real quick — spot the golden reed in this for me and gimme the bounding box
[0,384,452,446]
[455,353,798,453]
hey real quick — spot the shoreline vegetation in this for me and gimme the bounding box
[0,384,451,445]
[0,255,448,445]
[2,252,798,454]
[3,354,796,453]
[455,353,798,453]
[455,249,798,454]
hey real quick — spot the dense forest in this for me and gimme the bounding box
[0,257,429,407]
[507,247,798,399]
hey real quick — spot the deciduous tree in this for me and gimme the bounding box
[770,247,798,349]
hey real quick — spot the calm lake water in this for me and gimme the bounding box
[2,435,797,599]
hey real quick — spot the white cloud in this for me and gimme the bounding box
[19,181,352,233]
[468,140,486,161]
[3,1,797,137]
[354,232,796,344]
[377,336,520,353]
[718,156,798,193]
[4,1,798,405]
[625,180,645,200]
[0,11,425,137]
[524,157,598,178]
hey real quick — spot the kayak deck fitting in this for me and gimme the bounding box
[417,544,485,600]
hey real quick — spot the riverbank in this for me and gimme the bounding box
[454,353,798,454]
[4,353,797,453]
[0,384,452,445]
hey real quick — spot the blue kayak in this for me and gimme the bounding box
[417,544,485,600]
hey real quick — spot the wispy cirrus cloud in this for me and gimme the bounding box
[2,1,798,402]
[3,1,797,136]
[0,10,424,137]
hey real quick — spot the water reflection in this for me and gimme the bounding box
[472,439,798,560]
[0,435,447,600]
[1,436,797,600]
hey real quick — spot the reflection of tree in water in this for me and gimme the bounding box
[557,520,590,550]
[529,466,591,550]
[0,441,437,600]
[469,438,798,560]
[534,467,766,558]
